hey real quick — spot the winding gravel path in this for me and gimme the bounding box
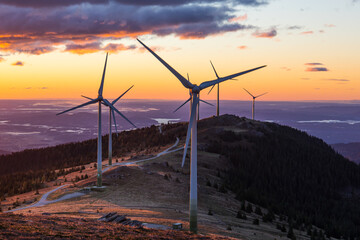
[7,138,182,212]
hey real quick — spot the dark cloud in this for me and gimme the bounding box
[287,25,302,30]
[11,61,24,66]
[154,22,252,39]
[323,79,349,82]
[252,28,277,38]
[0,0,267,8]
[0,1,263,55]
[65,42,101,54]
[305,63,323,66]
[103,43,136,52]
[119,0,267,6]
[0,0,106,8]
[306,67,329,72]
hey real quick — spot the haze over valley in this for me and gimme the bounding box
[1,99,360,155]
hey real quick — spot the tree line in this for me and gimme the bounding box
[205,116,360,239]
[0,123,185,198]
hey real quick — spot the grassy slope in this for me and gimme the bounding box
[2,114,359,239]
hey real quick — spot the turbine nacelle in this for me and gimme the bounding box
[190,86,200,94]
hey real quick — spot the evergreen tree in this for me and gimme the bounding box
[246,203,253,213]
[287,226,296,240]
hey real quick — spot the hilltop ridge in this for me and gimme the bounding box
[1,114,360,239]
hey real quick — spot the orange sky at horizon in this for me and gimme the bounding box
[0,0,359,101]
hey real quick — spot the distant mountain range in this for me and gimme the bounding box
[332,142,360,164]
[2,99,360,153]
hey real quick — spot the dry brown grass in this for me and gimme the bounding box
[2,137,310,240]
[0,213,231,239]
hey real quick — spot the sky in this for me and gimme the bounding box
[0,0,359,101]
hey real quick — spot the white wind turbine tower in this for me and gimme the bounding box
[207,61,238,117]
[57,53,136,187]
[137,38,266,233]
[82,85,135,166]
[243,88,268,120]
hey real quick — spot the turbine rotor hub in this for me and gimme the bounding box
[191,85,200,94]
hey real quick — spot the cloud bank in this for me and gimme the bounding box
[11,61,24,66]
[252,28,277,38]
[0,0,268,55]
[306,67,329,72]
[304,63,329,72]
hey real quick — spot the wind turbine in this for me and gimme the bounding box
[82,85,134,166]
[57,53,136,187]
[243,88,268,120]
[137,38,266,233]
[173,74,214,120]
[207,61,237,117]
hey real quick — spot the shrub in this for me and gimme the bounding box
[246,203,253,213]
[255,206,263,216]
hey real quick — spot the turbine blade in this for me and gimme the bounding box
[182,98,198,167]
[255,92,268,98]
[207,84,216,95]
[82,95,107,106]
[210,60,220,79]
[112,109,118,136]
[243,88,255,98]
[199,65,266,90]
[137,38,194,89]
[98,52,108,96]
[57,98,98,115]
[103,99,136,128]
[81,95,95,101]
[112,85,134,104]
[173,97,191,113]
[199,99,214,106]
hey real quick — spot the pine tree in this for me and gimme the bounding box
[246,203,253,213]
[287,226,296,240]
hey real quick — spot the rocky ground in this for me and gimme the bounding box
[0,213,231,239]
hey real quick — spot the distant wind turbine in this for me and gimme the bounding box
[82,85,134,166]
[243,88,268,120]
[57,53,136,187]
[137,38,266,233]
[207,61,238,116]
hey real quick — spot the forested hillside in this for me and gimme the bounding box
[203,115,360,239]
[0,124,184,197]
[1,114,360,238]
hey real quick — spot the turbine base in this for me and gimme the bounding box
[189,199,198,233]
